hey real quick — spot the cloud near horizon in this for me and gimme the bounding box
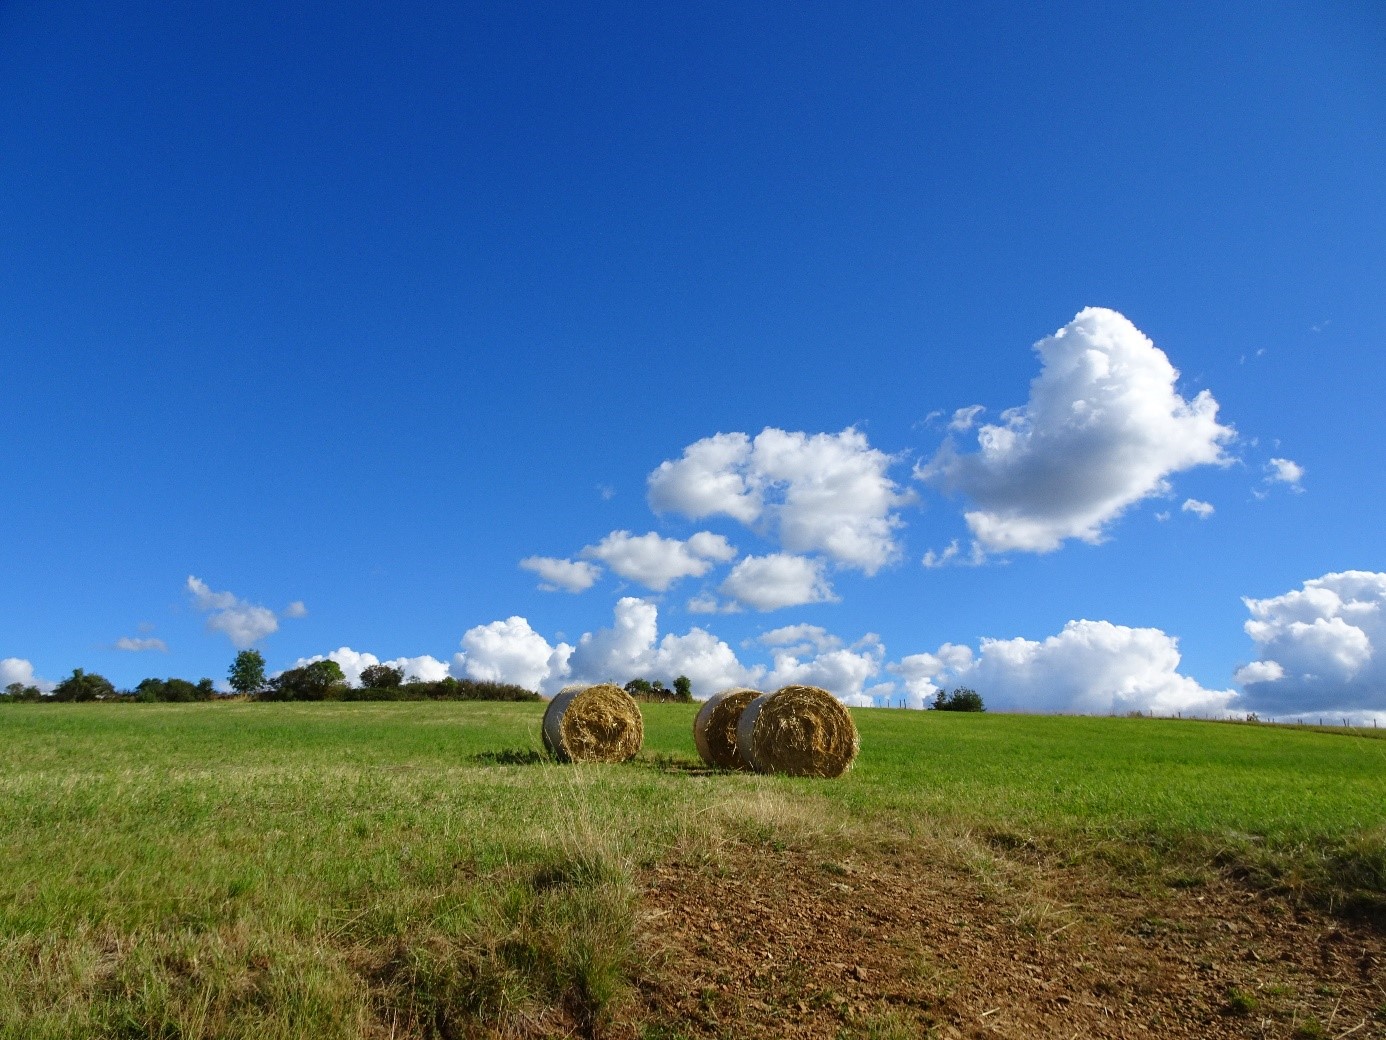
[1236,571,1386,718]
[918,308,1235,554]
[289,647,452,686]
[890,619,1237,716]
[1,657,54,692]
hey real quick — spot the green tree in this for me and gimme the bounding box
[228,650,266,696]
[360,664,404,689]
[931,687,985,712]
[50,668,116,703]
[2,682,43,702]
[673,675,693,702]
[268,660,347,701]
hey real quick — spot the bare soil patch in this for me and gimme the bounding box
[632,839,1386,1039]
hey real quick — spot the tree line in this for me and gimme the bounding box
[0,651,540,704]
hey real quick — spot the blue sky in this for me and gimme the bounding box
[3,0,1384,719]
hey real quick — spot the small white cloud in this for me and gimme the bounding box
[758,624,842,653]
[1181,498,1214,520]
[520,556,603,593]
[649,427,912,574]
[186,576,280,648]
[686,593,738,615]
[597,484,616,501]
[1154,511,1171,522]
[921,538,986,568]
[580,530,735,592]
[1233,660,1284,685]
[1,657,54,693]
[283,601,309,619]
[186,576,238,611]
[1264,457,1305,491]
[115,637,168,652]
[719,553,837,612]
[918,308,1235,554]
[647,432,762,524]
[948,405,986,432]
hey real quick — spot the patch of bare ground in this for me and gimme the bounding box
[630,837,1386,1040]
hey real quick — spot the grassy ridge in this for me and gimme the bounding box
[1,703,1382,1038]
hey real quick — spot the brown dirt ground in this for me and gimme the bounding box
[629,839,1386,1040]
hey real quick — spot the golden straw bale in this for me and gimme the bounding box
[692,687,761,769]
[736,684,859,778]
[541,683,644,763]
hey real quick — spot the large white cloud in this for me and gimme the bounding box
[567,597,760,696]
[648,427,910,574]
[719,553,837,612]
[1,657,54,693]
[1237,571,1386,716]
[890,619,1236,715]
[918,308,1235,554]
[519,556,602,593]
[762,634,887,708]
[290,647,452,686]
[187,576,282,648]
[580,530,736,592]
[457,616,574,694]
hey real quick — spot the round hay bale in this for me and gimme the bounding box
[693,687,761,769]
[736,684,859,778]
[541,683,644,763]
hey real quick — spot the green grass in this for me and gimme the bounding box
[1,702,1383,1038]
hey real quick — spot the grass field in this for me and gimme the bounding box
[1,702,1383,1039]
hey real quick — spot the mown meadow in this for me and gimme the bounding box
[1,702,1383,1038]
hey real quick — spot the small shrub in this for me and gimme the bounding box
[1224,987,1258,1015]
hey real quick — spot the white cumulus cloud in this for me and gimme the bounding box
[186,576,280,648]
[1181,498,1214,520]
[283,601,309,619]
[890,620,1236,715]
[457,617,574,694]
[648,427,911,574]
[719,553,837,612]
[1,657,54,692]
[918,308,1235,554]
[758,624,843,653]
[763,634,886,707]
[520,556,603,593]
[564,597,760,696]
[1238,571,1386,716]
[580,530,736,592]
[291,647,452,686]
[1265,457,1305,490]
[456,600,889,704]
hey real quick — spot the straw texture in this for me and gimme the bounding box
[692,687,761,769]
[736,684,859,778]
[541,683,644,763]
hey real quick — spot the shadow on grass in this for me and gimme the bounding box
[636,751,724,777]
[470,748,551,766]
